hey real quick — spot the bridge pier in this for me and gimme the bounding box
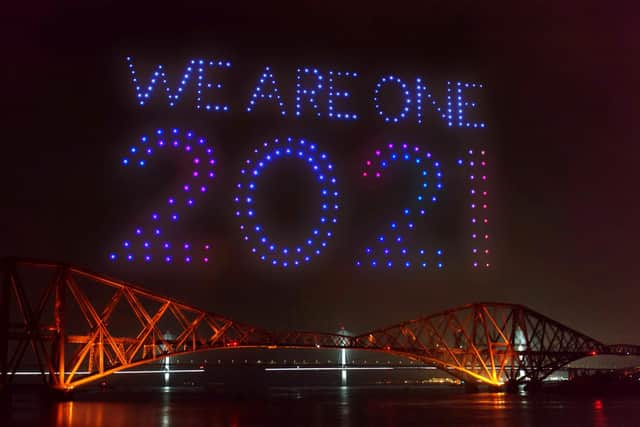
[49,388,75,402]
[464,382,480,393]
[0,385,75,406]
[481,380,521,393]
[487,384,502,393]
[488,379,520,393]
[524,380,543,393]
[503,379,520,393]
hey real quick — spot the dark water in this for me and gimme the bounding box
[6,386,640,427]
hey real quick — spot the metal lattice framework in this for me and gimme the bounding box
[1,257,638,391]
[351,304,626,385]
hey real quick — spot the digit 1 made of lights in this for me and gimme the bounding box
[462,148,490,269]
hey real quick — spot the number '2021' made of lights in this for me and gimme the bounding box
[120,57,489,269]
[110,129,490,269]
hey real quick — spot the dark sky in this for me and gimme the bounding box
[3,1,639,344]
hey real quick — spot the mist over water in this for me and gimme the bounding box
[7,386,640,427]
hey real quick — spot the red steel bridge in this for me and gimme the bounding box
[1,257,639,393]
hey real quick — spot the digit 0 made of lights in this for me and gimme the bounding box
[110,130,489,269]
[234,137,339,267]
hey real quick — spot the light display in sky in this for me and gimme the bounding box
[462,148,491,268]
[355,143,444,269]
[328,70,358,120]
[113,56,491,270]
[123,56,485,127]
[246,66,287,116]
[373,75,412,123]
[111,128,215,264]
[110,132,490,269]
[234,137,339,267]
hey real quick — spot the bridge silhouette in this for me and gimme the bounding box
[1,257,639,394]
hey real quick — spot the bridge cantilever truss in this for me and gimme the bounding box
[350,304,625,385]
[1,257,638,391]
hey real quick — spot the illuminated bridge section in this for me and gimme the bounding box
[350,304,616,385]
[1,257,638,391]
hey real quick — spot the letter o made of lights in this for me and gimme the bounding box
[373,75,411,123]
[234,137,339,267]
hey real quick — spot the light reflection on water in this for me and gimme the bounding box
[7,386,640,427]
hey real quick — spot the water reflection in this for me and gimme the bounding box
[161,391,171,427]
[55,402,73,427]
[6,387,635,427]
[55,401,113,427]
[488,392,507,409]
[593,399,608,427]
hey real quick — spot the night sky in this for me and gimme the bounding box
[3,1,639,344]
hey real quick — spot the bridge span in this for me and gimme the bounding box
[1,257,639,392]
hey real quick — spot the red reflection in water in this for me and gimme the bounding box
[593,399,607,427]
